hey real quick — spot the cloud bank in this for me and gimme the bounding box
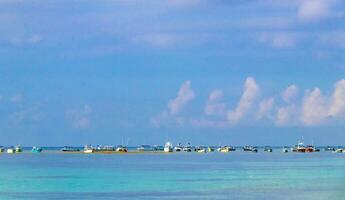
[153,77,345,128]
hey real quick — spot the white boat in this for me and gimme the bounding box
[84,145,94,153]
[7,148,15,154]
[164,141,173,152]
[197,148,206,153]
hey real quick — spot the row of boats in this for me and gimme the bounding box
[0,146,42,153]
[2,139,345,154]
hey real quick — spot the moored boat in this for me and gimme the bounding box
[84,144,94,153]
[282,146,289,153]
[31,146,42,153]
[218,146,235,153]
[61,146,80,152]
[7,147,15,154]
[164,142,173,152]
[115,145,127,152]
[264,146,273,152]
[0,146,4,153]
[243,146,258,153]
[15,146,22,153]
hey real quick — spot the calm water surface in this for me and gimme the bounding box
[0,151,344,200]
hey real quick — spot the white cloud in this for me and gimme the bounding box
[328,79,345,117]
[168,80,195,115]
[298,0,329,22]
[257,97,274,120]
[300,88,329,126]
[275,105,297,126]
[282,84,299,103]
[205,90,226,116]
[151,80,195,127]
[227,77,260,124]
[259,32,296,48]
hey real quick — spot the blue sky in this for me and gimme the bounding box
[1,0,345,146]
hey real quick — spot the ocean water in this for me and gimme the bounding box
[0,150,344,200]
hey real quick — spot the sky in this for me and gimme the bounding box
[1,0,345,146]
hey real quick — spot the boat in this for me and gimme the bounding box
[164,142,173,152]
[243,146,258,152]
[137,145,155,152]
[7,147,15,154]
[153,145,164,151]
[195,146,207,153]
[282,146,289,153]
[61,146,80,152]
[333,147,344,153]
[115,145,127,152]
[31,146,42,153]
[218,146,234,153]
[292,139,317,153]
[264,146,273,152]
[0,146,4,153]
[183,143,193,152]
[15,146,22,153]
[324,146,335,151]
[83,145,94,153]
[207,147,214,152]
[174,143,183,152]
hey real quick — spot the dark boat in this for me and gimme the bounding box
[61,146,80,152]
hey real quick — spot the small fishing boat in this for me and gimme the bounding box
[264,146,273,152]
[243,146,258,153]
[31,146,42,153]
[183,143,193,152]
[7,147,15,154]
[137,145,155,152]
[15,146,22,153]
[0,146,4,153]
[282,146,289,153]
[83,145,94,153]
[61,146,80,152]
[115,145,127,152]
[324,146,335,151]
[218,146,233,153]
[174,143,183,152]
[195,146,207,153]
[164,142,173,152]
[153,145,164,151]
[207,147,214,152]
[333,147,344,153]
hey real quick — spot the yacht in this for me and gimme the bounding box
[31,146,42,153]
[164,142,173,152]
[183,143,193,152]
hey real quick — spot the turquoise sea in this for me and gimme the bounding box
[0,149,344,200]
